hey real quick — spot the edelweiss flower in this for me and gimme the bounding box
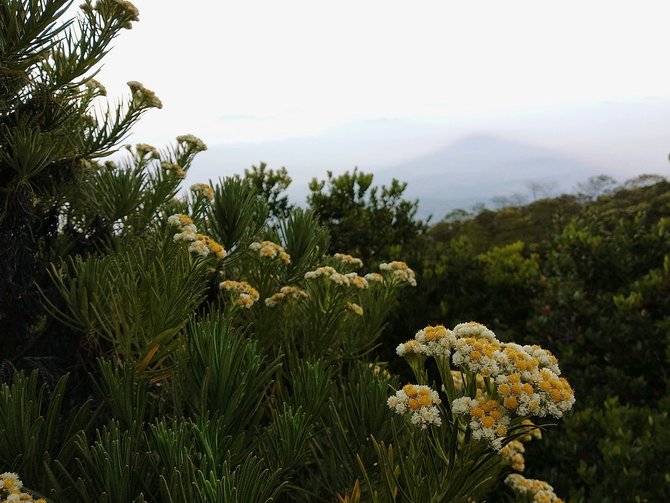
[388,384,442,429]
[220,280,260,308]
[127,80,162,109]
[190,183,215,200]
[379,261,417,286]
[161,161,186,178]
[265,286,309,307]
[414,324,457,357]
[249,240,291,264]
[505,474,564,503]
[177,134,208,152]
[333,252,363,268]
[451,397,511,450]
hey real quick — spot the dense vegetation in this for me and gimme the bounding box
[1,2,665,502]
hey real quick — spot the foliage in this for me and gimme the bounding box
[307,168,428,265]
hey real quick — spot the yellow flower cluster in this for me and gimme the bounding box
[249,241,291,264]
[379,261,417,286]
[364,272,384,283]
[495,369,574,418]
[396,324,456,358]
[345,273,368,289]
[0,472,45,503]
[505,474,564,503]
[333,253,363,268]
[168,213,197,241]
[387,384,442,428]
[346,302,364,316]
[304,266,349,285]
[177,134,208,152]
[135,143,159,159]
[84,78,107,96]
[451,397,511,450]
[127,80,162,108]
[452,337,502,377]
[499,419,542,472]
[500,440,526,471]
[190,183,214,200]
[189,234,227,260]
[449,323,575,418]
[264,286,309,307]
[519,419,542,442]
[452,321,497,341]
[161,161,186,178]
[219,280,260,308]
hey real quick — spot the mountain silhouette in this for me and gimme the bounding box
[375,134,600,218]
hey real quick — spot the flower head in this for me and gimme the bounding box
[379,261,417,286]
[304,266,349,286]
[345,272,368,289]
[177,134,207,152]
[505,474,564,503]
[388,384,442,428]
[220,280,260,308]
[364,272,384,283]
[451,397,511,450]
[452,321,497,341]
[333,252,363,268]
[161,161,186,178]
[190,183,214,200]
[265,285,310,307]
[135,143,159,159]
[249,240,291,264]
[414,324,456,357]
[127,80,162,108]
[346,302,364,316]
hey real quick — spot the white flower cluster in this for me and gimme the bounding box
[345,272,368,289]
[249,241,291,264]
[396,325,457,358]
[135,143,159,159]
[190,183,214,200]
[220,280,259,308]
[168,214,226,259]
[395,339,427,357]
[500,440,526,472]
[177,134,208,152]
[127,80,162,109]
[304,266,350,286]
[84,78,106,96]
[168,214,197,241]
[447,324,574,419]
[264,286,309,307]
[523,344,561,375]
[346,302,364,316]
[451,397,511,450]
[452,321,497,341]
[414,324,457,357]
[387,384,442,429]
[379,261,417,286]
[0,472,45,502]
[452,337,502,377]
[505,474,564,503]
[161,161,186,178]
[188,234,226,260]
[333,252,363,268]
[364,272,384,283]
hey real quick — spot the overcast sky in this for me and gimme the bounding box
[91,1,670,139]
[84,0,670,193]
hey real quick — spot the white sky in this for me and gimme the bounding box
[92,0,670,146]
